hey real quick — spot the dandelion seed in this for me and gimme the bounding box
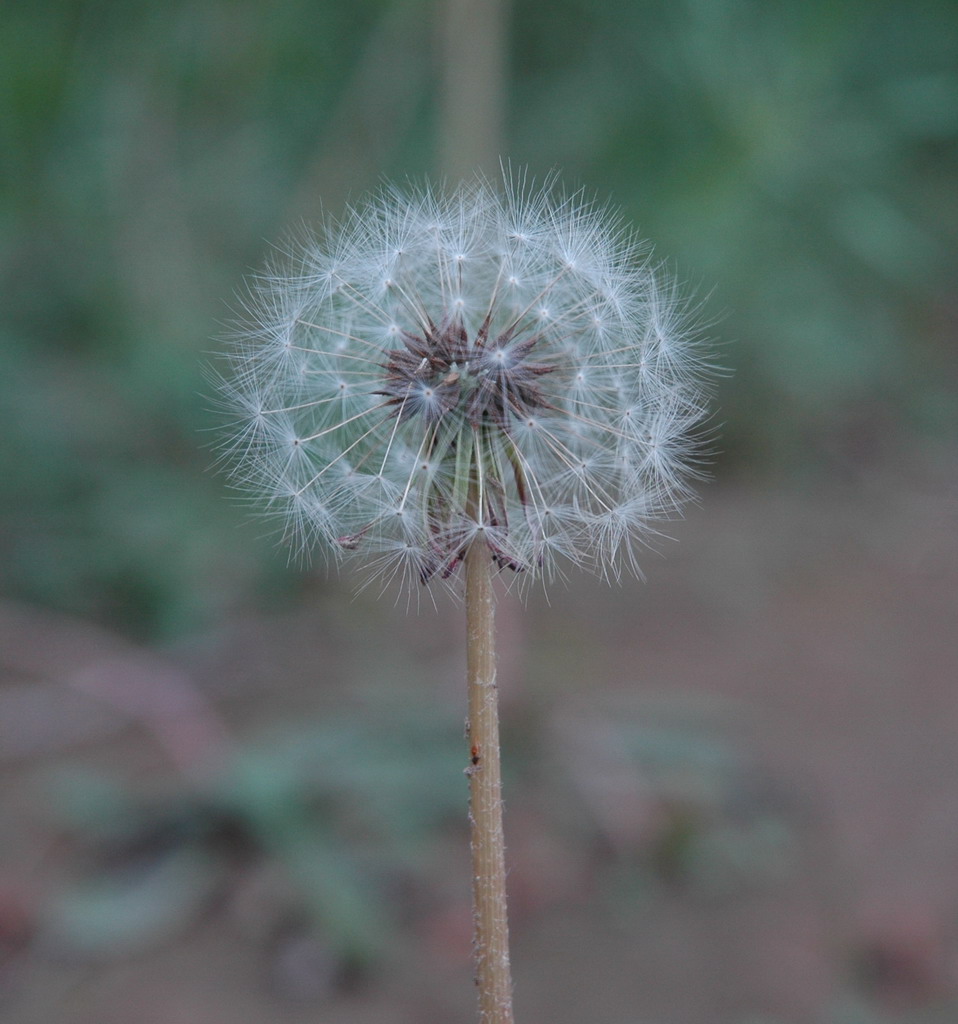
[216,173,713,588]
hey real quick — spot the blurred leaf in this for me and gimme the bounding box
[40,845,220,959]
[37,767,141,841]
[218,698,466,958]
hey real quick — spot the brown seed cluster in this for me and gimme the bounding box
[367,310,560,581]
[375,311,556,427]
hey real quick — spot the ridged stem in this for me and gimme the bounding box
[464,539,514,1024]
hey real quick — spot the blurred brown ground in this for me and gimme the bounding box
[2,443,957,1024]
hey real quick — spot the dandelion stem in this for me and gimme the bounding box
[465,539,514,1024]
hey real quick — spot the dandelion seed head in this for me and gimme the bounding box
[216,173,715,591]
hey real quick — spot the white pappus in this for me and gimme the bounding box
[216,172,715,593]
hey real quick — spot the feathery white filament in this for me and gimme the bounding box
[217,173,713,590]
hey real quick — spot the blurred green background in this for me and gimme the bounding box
[3,0,955,640]
[2,3,958,1023]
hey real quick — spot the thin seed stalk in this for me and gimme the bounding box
[464,538,514,1024]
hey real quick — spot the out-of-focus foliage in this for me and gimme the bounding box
[34,695,467,966]
[509,0,958,464]
[2,0,955,637]
[547,696,796,895]
[1,0,400,638]
[30,689,795,977]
